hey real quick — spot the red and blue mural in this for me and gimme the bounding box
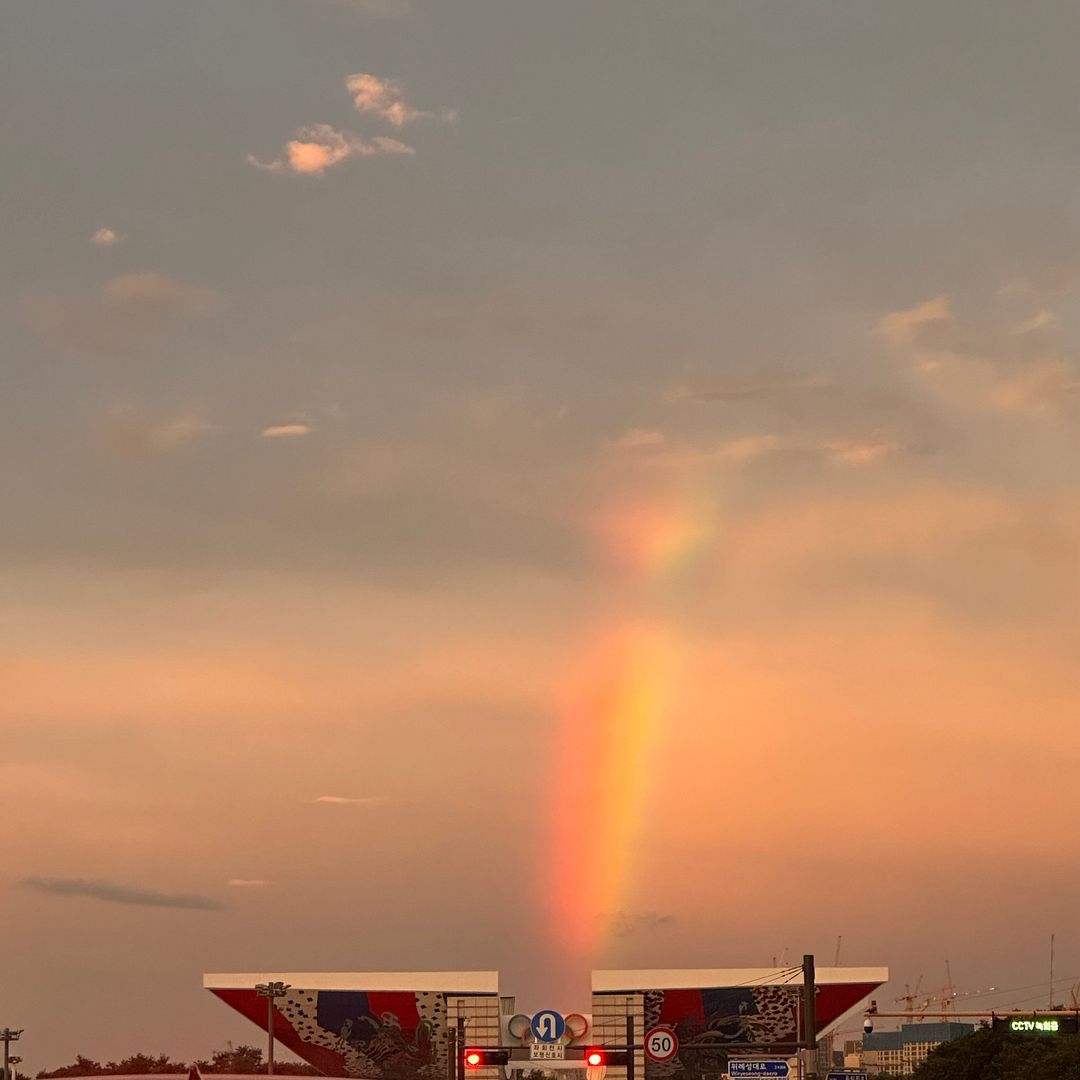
[618,979,885,1079]
[209,987,457,1079]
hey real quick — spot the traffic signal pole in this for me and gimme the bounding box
[626,1014,635,1080]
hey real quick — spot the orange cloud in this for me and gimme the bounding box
[877,295,952,344]
[91,226,119,246]
[260,423,312,438]
[346,72,417,126]
[986,357,1080,415]
[345,72,455,125]
[828,436,901,465]
[23,272,216,353]
[101,408,209,460]
[1015,308,1057,334]
[249,124,414,175]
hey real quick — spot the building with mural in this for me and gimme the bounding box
[204,972,501,1080]
[205,967,888,1079]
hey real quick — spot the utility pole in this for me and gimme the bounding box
[1,1029,23,1080]
[626,1013,635,1080]
[1050,934,1056,1009]
[802,955,817,1080]
[255,982,290,1076]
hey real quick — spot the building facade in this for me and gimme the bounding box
[206,968,889,1080]
[861,1023,974,1076]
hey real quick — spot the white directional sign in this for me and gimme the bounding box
[644,1028,679,1063]
[530,1044,566,1061]
[727,1062,790,1078]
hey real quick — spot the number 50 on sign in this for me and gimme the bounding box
[644,1028,679,1063]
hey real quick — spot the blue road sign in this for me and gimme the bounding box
[531,1011,566,1043]
[728,1063,790,1078]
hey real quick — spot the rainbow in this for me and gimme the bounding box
[548,489,708,957]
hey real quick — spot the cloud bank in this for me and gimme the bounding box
[24,272,216,354]
[24,876,225,911]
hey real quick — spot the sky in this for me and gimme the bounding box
[2,0,1080,1070]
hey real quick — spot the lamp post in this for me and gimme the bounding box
[255,983,290,1076]
[1,1029,23,1080]
[8,1055,21,1080]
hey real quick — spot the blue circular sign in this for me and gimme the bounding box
[531,1010,566,1043]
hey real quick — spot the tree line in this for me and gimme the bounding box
[911,1026,1080,1080]
[35,1047,318,1077]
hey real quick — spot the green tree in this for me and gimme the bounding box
[207,1047,264,1074]
[37,1057,107,1078]
[912,1027,1080,1080]
[107,1055,186,1074]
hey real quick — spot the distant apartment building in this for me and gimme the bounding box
[843,1039,863,1068]
[814,1033,838,1074]
[862,1023,974,1076]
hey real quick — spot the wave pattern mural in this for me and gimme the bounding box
[594,969,888,1080]
[206,975,500,1079]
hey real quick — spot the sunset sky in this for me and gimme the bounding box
[3,0,1080,1071]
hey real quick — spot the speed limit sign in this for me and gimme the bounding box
[644,1027,679,1063]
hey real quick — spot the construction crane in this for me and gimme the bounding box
[920,961,957,1018]
[895,976,924,1022]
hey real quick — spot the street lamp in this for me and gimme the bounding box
[8,1055,21,1080]
[255,983,290,1077]
[1,1029,23,1080]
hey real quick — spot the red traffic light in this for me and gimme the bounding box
[463,1049,510,1069]
[585,1050,606,1067]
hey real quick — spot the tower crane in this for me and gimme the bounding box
[895,976,924,1022]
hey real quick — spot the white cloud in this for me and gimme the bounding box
[260,423,311,438]
[91,226,119,247]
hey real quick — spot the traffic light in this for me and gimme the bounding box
[584,1049,629,1067]
[463,1049,510,1068]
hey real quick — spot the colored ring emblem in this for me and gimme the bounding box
[508,1013,589,1044]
